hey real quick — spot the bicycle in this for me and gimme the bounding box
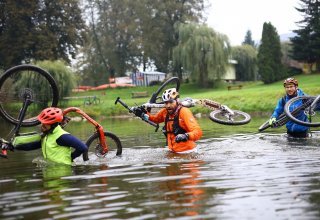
[258,95,319,132]
[0,64,59,158]
[284,95,320,127]
[116,77,251,126]
[0,64,122,160]
[62,107,122,161]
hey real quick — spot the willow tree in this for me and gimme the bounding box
[173,23,230,88]
[232,45,258,81]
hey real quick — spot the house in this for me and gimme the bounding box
[223,59,238,82]
[131,71,166,86]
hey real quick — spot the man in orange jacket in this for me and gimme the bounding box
[134,88,202,153]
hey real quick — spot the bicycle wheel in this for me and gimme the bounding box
[284,96,320,127]
[148,77,180,104]
[209,109,251,125]
[83,131,122,161]
[0,64,59,126]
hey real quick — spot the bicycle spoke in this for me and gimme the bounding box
[0,65,58,126]
[284,96,320,127]
[209,109,251,125]
[84,132,122,160]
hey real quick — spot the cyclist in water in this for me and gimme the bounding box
[133,88,202,153]
[269,77,309,138]
[1,107,88,164]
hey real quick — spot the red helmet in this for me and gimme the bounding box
[283,77,298,87]
[38,107,63,125]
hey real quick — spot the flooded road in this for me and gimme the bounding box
[1,117,320,219]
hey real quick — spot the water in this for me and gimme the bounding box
[1,117,320,219]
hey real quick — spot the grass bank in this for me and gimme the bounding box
[60,73,320,118]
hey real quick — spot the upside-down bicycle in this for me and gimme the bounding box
[0,64,122,160]
[284,94,320,127]
[115,77,251,127]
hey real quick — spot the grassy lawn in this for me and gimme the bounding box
[60,73,320,118]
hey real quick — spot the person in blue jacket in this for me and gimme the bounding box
[269,77,309,138]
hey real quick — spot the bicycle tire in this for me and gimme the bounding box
[148,77,180,104]
[83,131,122,161]
[284,96,320,127]
[209,109,251,125]
[0,64,59,126]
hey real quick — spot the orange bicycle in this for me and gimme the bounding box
[0,64,122,159]
[62,107,122,160]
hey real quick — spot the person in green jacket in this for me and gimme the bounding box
[1,107,88,165]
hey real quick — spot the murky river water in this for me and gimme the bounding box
[1,116,320,219]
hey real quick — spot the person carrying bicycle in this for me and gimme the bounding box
[269,77,309,138]
[134,88,202,153]
[1,107,88,165]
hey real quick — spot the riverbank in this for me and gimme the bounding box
[60,73,320,118]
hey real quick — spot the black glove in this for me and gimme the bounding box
[132,106,147,117]
[175,133,189,143]
[0,139,14,152]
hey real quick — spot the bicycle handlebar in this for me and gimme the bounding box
[115,97,159,132]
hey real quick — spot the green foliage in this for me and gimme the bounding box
[0,0,85,69]
[62,73,320,118]
[34,60,76,100]
[257,22,285,84]
[290,0,320,72]
[173,23,231,88]
[232,45,258,81]
[81,0,205,84]
[242,30,255,47]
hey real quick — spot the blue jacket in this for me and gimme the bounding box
[271,89,309,133]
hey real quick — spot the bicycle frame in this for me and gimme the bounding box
[308,95,320,114]
[1,92,33,158]
[142,98,228,113]
[62,107,109,155]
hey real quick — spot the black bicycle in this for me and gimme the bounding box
[284,95,320,127]
[0,64,59,157]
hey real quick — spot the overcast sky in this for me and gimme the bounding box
[206,0,303,46]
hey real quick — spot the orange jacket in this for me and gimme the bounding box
[148,106,202,152]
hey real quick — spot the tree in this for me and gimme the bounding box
[290,0,320,72]
[242,30,255,47]
[0,0,86,69]
[0,1,37,69]
[35,60,76,99]
[232,45,258,81]
[81,0,204,84]
[257,22,285,84]
[173,23,231,88]
[138,0,205,75]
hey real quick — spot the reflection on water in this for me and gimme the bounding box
[1,117,320,219]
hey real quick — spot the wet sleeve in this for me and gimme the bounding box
[180,108,202,141]
[147,108,166,124]
[15,141,41,151]
[56,134,88,160]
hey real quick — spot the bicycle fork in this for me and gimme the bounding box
[97,126,109,155]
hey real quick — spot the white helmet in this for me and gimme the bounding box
[162,88,179,102]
